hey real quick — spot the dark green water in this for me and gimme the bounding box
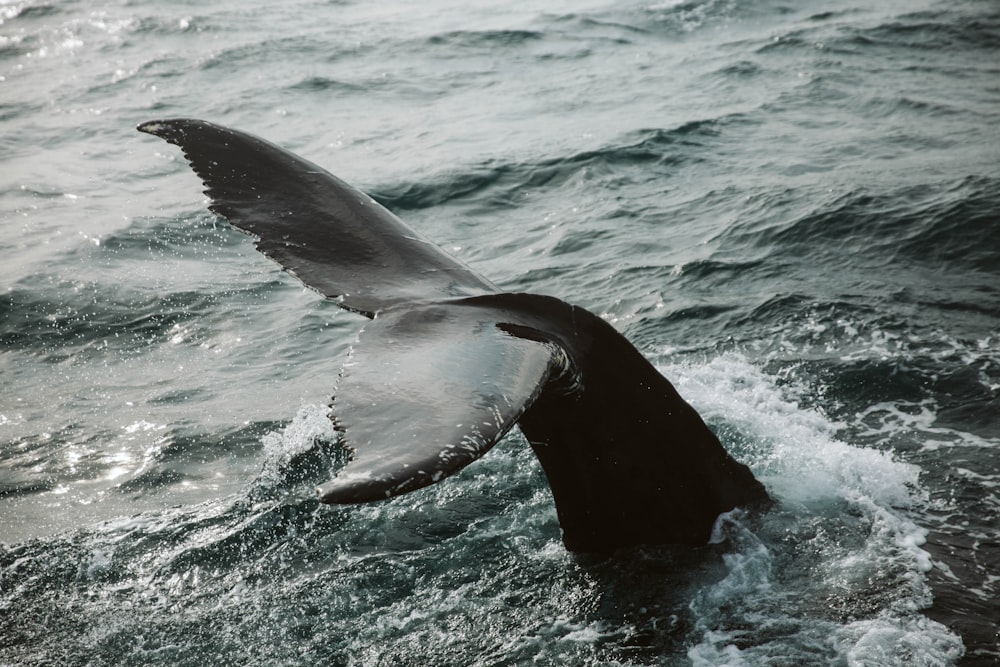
[2,0,998,664]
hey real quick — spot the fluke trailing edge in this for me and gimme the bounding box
[137,119,770,553]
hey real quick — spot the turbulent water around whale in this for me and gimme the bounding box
[2,0,998,665]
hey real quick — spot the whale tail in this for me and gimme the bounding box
[138,118,770,553]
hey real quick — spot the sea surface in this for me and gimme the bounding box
[1,0,998,665]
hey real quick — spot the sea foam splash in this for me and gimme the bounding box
[661,354,964,665]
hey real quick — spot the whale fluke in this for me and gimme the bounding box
[138,118,770,553]
[318,298,557,504]
[136,119,496,317]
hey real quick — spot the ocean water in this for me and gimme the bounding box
[1,0,998,664]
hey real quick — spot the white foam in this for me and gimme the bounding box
[663,355,922,507]
[254,403,337,491]
[660,354,964,665]
[839,615,965,666]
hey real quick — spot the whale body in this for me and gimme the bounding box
[138,119,769,553]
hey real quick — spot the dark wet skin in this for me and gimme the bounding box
[139,119,770,553]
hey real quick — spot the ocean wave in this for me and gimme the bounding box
[0,282,211,357]
[848,11,1000,52]
[2,2,61,23]
[425,29,545,50]
[753,7,1000,59]
[286,75,367,94]
[718,176,1000,277]
[374,116,748,213]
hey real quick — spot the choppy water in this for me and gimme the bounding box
[2,0,999,665]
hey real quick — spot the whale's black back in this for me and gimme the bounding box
[139,118,769,553]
